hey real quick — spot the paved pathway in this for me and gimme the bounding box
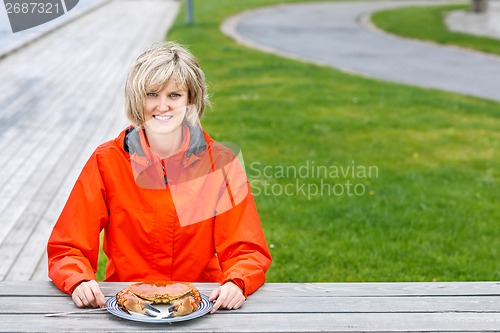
[222,0,500,102]
[0,0,179,281]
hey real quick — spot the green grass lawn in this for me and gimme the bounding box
[97,0,499,282]
[371,4,500,55]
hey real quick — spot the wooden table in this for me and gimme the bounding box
[0,281,499,332]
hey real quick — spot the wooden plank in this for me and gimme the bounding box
[1,282,500,298]
[0,295,499,315]
[0,313,499,332]
[255,282,500,297]
[0,281,64,296]
[242,295,500,314]
[0,282,218,297]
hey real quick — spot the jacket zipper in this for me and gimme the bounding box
[161,159,168,187]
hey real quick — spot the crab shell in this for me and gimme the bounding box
[116,281,202,317]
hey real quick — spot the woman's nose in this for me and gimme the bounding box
[157,96,170,111]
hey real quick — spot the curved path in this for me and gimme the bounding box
[222,0,500,102]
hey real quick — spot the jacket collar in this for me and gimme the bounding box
[123,123,208,169]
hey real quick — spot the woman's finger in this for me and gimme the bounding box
[209,287,220,302]
[71,292,84,308]
[209,282,246,312]
[72,282,88,307]
[86,280,105,308]
[226,293,245,309]
[210,287,225,313]
[71,280,105,308]
[92,285,106,307]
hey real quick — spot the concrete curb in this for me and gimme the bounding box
[359,2,500,61]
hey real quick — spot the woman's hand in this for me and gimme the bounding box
[209,281,245,313]
[71,280,106,308]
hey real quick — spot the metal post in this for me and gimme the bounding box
[470,0,488,13]
[186,0,193,24]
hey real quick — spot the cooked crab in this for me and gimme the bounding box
[116,281,202,317]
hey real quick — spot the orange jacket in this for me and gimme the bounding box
[47,124,271,297]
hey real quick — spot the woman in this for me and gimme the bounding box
[47,42,272,313]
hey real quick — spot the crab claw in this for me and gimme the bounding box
[144,303,161,313]
[116,290,148,314]
[144,304,175,319]
[173,296,200,316]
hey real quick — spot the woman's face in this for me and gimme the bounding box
[143,80,189,135]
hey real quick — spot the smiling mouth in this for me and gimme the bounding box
[154,115,173,121]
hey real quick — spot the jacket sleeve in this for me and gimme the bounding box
[47,150,109,295]
[213,153,272,297]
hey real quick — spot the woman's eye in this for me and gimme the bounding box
[170,93,181,98]
[146,92,157,97]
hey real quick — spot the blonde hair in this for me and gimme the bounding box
[125,42,209,127]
